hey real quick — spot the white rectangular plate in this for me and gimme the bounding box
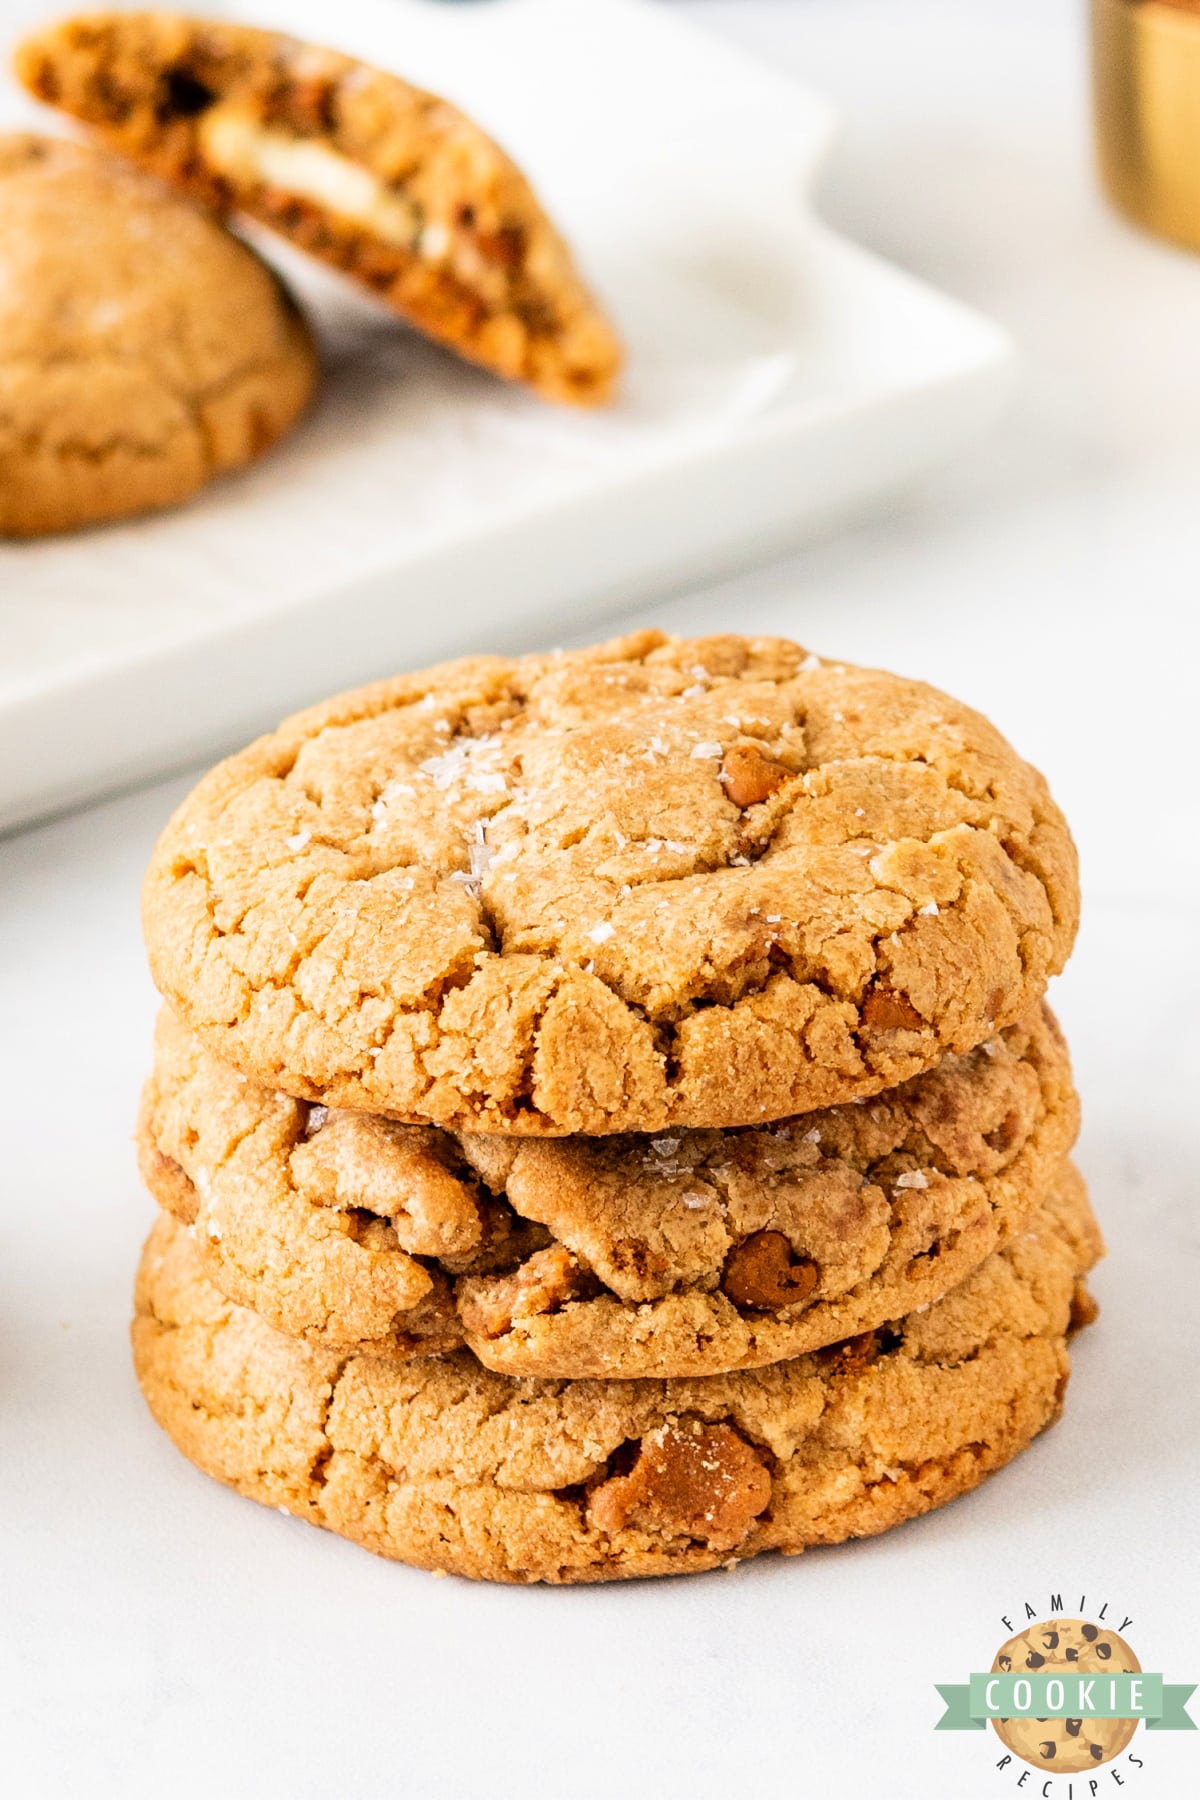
[0,0,1012,831]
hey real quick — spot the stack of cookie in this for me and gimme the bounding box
[133,631,1099,1583]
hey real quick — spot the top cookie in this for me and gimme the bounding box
[16,12,621,405]
[142,632,1078,1135]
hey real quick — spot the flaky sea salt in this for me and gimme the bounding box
[690,741,723,758]
[467,837,493,880]
[919,900,940,917]
[285,829,311,852]
[587,921,615,944]
[893,1170,929,1190]
[420,736,499,791]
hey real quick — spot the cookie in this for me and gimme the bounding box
[0,133,316,537]
[139,1004,1079,1377]
[141,632,1079,1136]
[16,13,621,405]
[991,1620,1141,1772]
[132,1163,1101,1583]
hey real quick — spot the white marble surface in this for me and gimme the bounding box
[3,3,1199,1796]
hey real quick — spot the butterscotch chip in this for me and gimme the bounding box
[719,743,792,808]
[588,1420,771,1549]
[862,985,926,1033]
[0,133,316,537]
[131,1164,1102,1584]
[720,1232,820,1311]
[140,1002,1079,1372]
[16,13,621,405]
[140,631,1078,1136]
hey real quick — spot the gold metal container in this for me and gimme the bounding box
[1092,0,1200,250]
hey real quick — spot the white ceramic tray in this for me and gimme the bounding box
[0,0,1012,832]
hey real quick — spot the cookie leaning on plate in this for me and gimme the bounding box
[139,1003,1079,1377]
[132,1164,1102,1584]
[0,132,316,537]
[141,632,1079,1135]
[16,12,622,405]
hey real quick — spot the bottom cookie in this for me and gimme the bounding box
[132,1164,1101,1585]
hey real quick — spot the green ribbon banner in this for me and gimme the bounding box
[935,1673,1196,1732]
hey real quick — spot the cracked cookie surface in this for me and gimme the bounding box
[142,632,1079,1135]
[140,1003,1078,1376]
[17,13,621,405]
[132,1163,1101,1584]
[0,132,316,537]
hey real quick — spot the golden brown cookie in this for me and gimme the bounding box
[991,1620,1141,1771]
[140,1004,1078,1377]
[0,132,316,537]
[141,632,1079,1136]
[132,1164,1101,1584]
[16,13,621,405]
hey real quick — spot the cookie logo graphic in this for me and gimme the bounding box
[935,1595,1196,1789]
[990,1619,1141,1772]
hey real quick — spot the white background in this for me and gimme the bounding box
[3,2,1199,1796]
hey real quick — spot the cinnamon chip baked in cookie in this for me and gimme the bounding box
[16,13,621,404]
[0,132,316,537]
[140,1004,1078,1376]
[141,633,1079,1135]
[132,1164,1101,1584]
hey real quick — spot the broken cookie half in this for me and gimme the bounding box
[16,11,623,404]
